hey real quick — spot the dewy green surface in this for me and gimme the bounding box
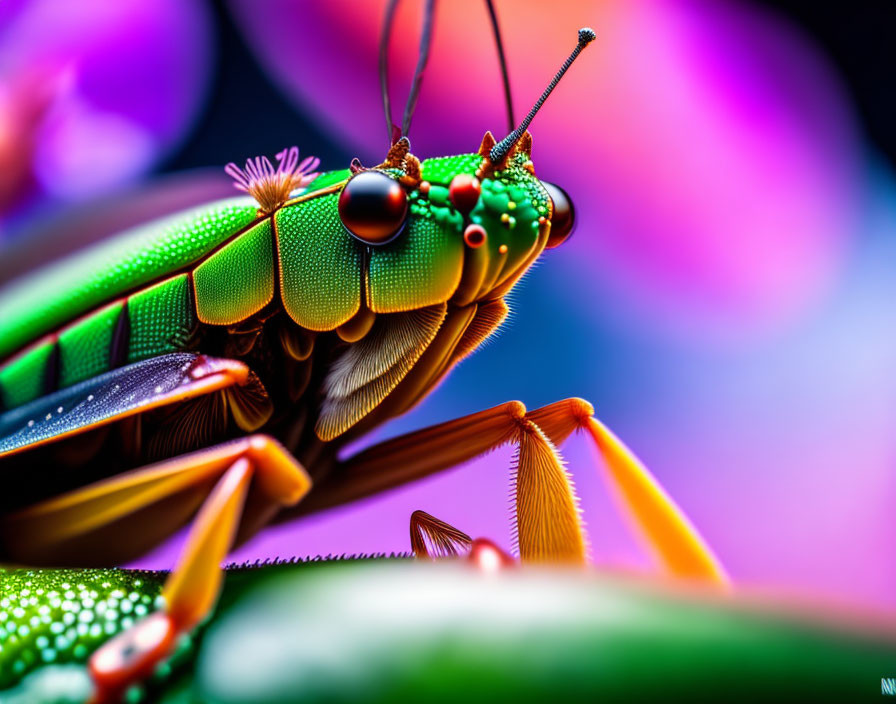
[421,153,481,184]
[0,567,165,691]
[0,197,259,361]
[305,168,351,191]
[4,560,896,702]
[194,218,275,325]
[276,192,363,330]
[127,275,196,363]
[57,302,123,388]
[0,340,55,409]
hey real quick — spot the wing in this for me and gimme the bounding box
[0,353,250,458]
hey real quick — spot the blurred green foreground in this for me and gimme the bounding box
[2,559,894,703]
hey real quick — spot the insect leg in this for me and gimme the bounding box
[301,401,588,564]
[410,509,472,559]
[301,398,726,583]
[158,436,311,628]
[408,510,519,572]
[525,398,728,586]
[4,435,310,702]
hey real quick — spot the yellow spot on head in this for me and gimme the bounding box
[498,244,509,255]
[500,213,510,223]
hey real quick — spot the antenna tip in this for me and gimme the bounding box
[578,28,596,45]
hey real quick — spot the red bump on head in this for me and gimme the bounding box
[463,224,487,248]
[449,174,482,216]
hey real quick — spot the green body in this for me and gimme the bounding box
[0,153,548,413]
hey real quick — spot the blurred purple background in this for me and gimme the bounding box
[0,0,213,232]
[1,0,894,612]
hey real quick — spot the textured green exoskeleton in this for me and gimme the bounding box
[0,152,548,429]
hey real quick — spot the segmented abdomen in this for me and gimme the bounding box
[0,197,264,409]
[0,169,353,411]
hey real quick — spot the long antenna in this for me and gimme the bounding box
[401,0,437,138]
[379,0,400,143]
[485,0,514,133]
[489,27,596,164]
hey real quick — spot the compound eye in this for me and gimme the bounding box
[338,171,408,245]
[541,181,576,249]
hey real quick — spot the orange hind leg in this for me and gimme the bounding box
[303,398,727,584]
[3,435,310,703]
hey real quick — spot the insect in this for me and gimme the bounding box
[0,4,725,701]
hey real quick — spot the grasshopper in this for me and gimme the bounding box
[0,5,723,699]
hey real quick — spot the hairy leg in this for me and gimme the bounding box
[301,398,726,583]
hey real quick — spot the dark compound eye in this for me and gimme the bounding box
[541,181,576,249]
[338,171,408,245]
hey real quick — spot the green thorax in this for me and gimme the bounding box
[0,151,549,411]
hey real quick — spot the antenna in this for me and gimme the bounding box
[485,0,514,133]
[401,0,437,138]
[489,28,596,164]
[379,0,400,143]
[379,0,438,144]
